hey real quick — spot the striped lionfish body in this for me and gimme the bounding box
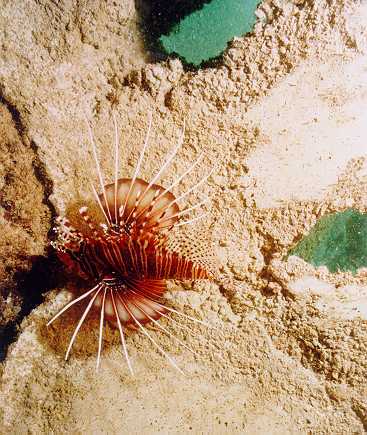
[48,115,218,373]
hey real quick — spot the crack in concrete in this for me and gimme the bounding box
[0,95,62,362]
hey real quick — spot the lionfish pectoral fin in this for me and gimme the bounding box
[104,278,167,327]
[100,178,180,230]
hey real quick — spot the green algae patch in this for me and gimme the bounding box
[159,0,261,66]
[289,209,367,274]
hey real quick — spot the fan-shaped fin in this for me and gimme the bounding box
[93,278,167,327]
[165,226,220,279]
[99,178,179,231]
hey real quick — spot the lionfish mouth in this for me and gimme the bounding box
[47,113,220,374]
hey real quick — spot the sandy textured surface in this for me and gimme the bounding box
[0,0,367,433]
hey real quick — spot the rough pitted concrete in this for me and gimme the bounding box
[0,0,367,433]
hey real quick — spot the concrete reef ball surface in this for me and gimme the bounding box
[0,0,367,433]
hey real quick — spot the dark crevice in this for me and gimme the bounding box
[0,95,26,135]
[0,94,61,362]
[30,139,57,235]
[0,95,56,222]
[0,252,65,361]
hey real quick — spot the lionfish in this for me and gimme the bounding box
[48,114,220,374]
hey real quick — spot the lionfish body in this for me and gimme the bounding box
[49,116,218,373]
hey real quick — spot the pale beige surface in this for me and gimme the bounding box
[0,0,367,434]
[245,53,367,208]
